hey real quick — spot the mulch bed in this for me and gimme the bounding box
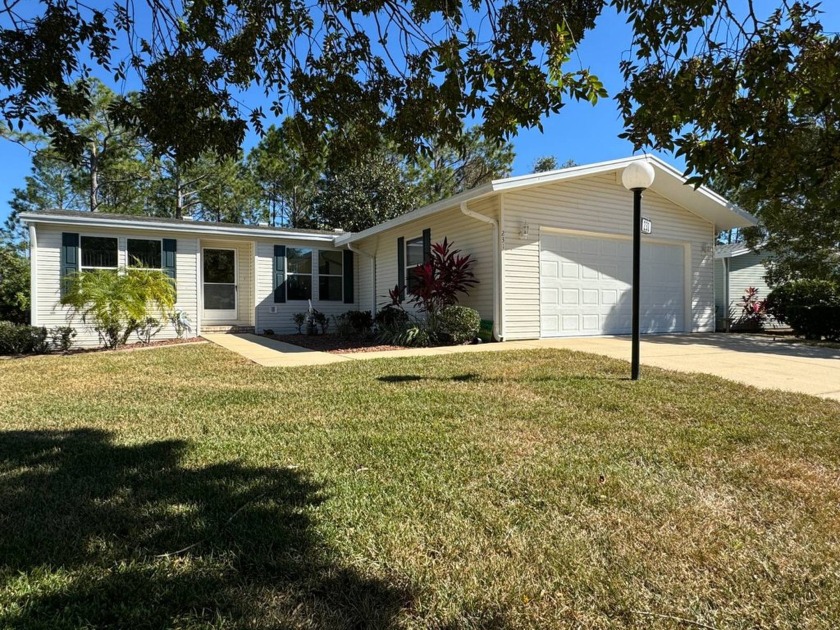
[72,337,206,354]
[270,334,407,354]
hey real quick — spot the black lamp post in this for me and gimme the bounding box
[621,160,656,381]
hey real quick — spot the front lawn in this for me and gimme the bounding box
[1,345,838,628]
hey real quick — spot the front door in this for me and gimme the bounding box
[203,248,237,322]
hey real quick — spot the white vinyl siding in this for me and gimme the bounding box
[32,224,199,348]
[502,173,716,339]
[717,250,780,328]
[352,196,499,322]
[253,241,360,334]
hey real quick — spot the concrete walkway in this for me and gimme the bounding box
[203,333,840,401]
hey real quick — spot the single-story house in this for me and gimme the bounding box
[714,242,779,329]
[21,155,757,347]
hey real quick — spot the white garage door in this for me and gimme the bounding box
[540,233,685,337]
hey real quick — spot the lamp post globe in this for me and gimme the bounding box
[622,159,655,381]
[622,160,656,191]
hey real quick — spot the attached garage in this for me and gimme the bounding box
[539,232,686,337]
[336,155,759,342]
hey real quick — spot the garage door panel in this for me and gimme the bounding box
[540,233,685,337]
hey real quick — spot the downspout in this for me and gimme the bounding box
[28,224,37,326]
[346,242,376,314]
[460,201,503,341]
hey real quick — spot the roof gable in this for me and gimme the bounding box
[337,155,757,245]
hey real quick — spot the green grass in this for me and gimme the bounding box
[1,344,839,628]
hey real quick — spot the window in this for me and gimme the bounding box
[286,247,312,300]
[405,236,424,293]
[80,236,118,271]
[127,238,162,269]
[319,250,343,301]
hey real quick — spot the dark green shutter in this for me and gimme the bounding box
[60,232,79,296]
[397,237,405,298]
[343,249,354,304]
[162,239,177,279]
[273,245,286,303]
[422,228,432,263]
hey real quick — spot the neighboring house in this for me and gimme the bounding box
[22,155,757,347]
[714,242,780,329]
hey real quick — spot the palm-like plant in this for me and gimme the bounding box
[61,268,176,349]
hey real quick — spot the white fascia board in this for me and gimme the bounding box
[19,213,338,243]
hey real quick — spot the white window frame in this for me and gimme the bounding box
[79,235,119,272]
[286,247,313,301]
[405,235,424,292]
[318,249,343,302]
[126,237,163,271]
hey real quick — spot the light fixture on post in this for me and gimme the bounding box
[621,159,656,381]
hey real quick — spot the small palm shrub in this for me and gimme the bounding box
[61,268,176,349]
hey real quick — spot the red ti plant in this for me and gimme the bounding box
[740,286,767,327]
[408,238,478,314]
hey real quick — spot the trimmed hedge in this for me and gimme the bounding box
[0,321,51,355]
[765,279,840,341]
[437,305,481,345]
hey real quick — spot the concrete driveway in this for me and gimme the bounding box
[541,334,840,401]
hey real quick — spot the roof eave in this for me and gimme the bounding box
[19,212,339,242]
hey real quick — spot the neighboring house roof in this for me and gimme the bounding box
[19,208,341,242]
[714,242,763,259]
[336,154,758,246]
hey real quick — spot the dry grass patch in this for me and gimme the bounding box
[1,344,839,628]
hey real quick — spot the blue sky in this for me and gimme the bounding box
[2,3,837,225]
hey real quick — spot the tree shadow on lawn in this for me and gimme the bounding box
[0,429,411,628]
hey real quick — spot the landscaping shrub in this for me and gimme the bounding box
[765,279,840,340]
[437,305,481,344]
[335,310,373,338]
[50,326,76,352]
[385,323,432,347]
[292,313,306,334]
[407,238,478,314]
[374,305,409,330]
[61,268,176,349]
[736,286,766,330]
[0,321,50,355]
[135,318,162,344]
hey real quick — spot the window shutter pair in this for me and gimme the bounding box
[61,233,177,296]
